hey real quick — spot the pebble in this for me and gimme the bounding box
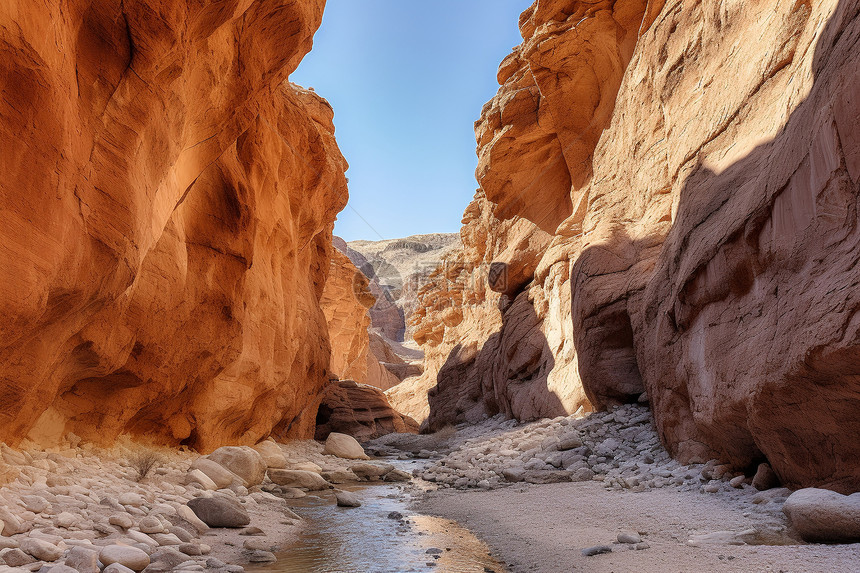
[247,550,277,563]
[109,513,134,530]
[118,493,145,507]
[138,515,164,534]
[581,545,612,557]
[65,546,100,573]
[20,537,63,561]
[730,475,747,488]
[617,531,641,544]
[1,548,36,567]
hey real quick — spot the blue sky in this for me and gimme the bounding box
[291,0,528,242]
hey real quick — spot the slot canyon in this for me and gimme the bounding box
[0,0,859,572]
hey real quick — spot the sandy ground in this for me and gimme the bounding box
[418,481,860,573]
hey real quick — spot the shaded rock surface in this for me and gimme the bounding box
[401,0,860,490]
[0,0,348,451]
[315,380,419,442]
[186,498,251,529]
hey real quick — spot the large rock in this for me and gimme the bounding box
[400,0,860,490]
[99,545,150,572]
[19,538,62,562]
[784,489,860,543]
[267,469,330,491]
[315,380,418,442]
[206,447,267,487]
[323,433,370,460]
[252,441,288,469]
[0,0,348,451]
[191,458,242,489]
[186,498,250,529]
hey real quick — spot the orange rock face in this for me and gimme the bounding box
[409,0,860,490]
[321,249,401,391]
[0,0,348,451]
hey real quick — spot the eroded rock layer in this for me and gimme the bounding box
[406,0,860,490]
[0,0,346,451]
[321,250,401,391]
[315,380,419,442]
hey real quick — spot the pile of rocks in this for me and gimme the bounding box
[408,404,715,491]
[0,433,405,572]
[400,404,797,501]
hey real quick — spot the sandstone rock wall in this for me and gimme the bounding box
[406,0,860,490]
[0,0,347,451]
[321,250,401,391]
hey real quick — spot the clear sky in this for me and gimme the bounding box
[290,0,529,242]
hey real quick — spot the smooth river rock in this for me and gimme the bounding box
[783,488,860,543]
[99,545,151,572]
[206,447,267,487]
[324,433,370,460]
[186,498,250,529]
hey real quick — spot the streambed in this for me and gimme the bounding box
[246,460,507,573]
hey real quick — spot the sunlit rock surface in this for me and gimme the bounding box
[322,250,401,391]
[405,0,860,490]
[0,0,347,451]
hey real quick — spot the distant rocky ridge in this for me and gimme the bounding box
[337,234,461,342]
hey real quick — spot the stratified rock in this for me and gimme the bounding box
[315,380,418,442]
[784,489,860,543]
[342,234,461,342]
[206,447,266,487]
[321,249,402,392]
[323,433,370,460]
[322,250,377,385]
[403,0,860,491]
[186,498,250,529]
[0,0,347,452]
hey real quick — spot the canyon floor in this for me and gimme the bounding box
[1,405,858,572]
[373,404,860,573]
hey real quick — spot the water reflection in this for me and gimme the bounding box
[246,482,506,573]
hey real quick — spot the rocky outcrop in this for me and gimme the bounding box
[315,380,419,442]
[0,0,346,451]
[408,0,860,490]
[321,250,401,391]
[322,250,375,385]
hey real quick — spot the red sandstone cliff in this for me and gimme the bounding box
[321,249,401,391]
[0,0,347,451]
[402,0,860,491]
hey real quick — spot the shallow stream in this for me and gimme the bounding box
[246,460,507,573]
